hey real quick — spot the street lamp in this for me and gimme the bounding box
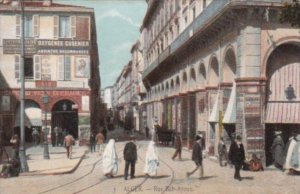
[42,92,50,159]
[18,0,29,172]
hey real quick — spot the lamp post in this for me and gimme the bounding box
[42,92,50,159]
[19,0,29,172]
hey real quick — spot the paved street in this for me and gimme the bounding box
[0,136,299,194]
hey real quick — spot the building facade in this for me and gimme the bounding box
[111,40,146,132]
[141,0,300,165]
[103,86,113,109]
[0,0,101,144]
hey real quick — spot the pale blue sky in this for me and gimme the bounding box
[55,0,147,89]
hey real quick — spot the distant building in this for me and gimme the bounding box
[111,40,146,132]
[0,0,101,143]
[103,86,113,109]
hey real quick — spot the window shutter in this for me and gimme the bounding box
[70,16,76,38]
[65,56,71,80]
[58,56,64,80]
[33,15,39,37]
[16,15,21,37]
[15,55,20,79]
[53,15,59,39]
[34,55,41,80]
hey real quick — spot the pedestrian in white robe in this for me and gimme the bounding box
[284,135,297,173]
[144,141,159,177]
[102,139,118,178]
[284,133,300,174]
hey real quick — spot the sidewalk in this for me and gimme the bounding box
[1,144,88,176]
[0,127,144,177]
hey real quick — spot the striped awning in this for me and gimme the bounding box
[223,83,236,124]
[265,102,300,123]
[15,107,42,127]
[208,91,219,123]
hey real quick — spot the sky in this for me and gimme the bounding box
[55,0,147,89]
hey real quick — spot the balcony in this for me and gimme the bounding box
[142,0,283,81]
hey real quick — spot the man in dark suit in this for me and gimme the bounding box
[228,135,245,181]
[186,135,203,179]
[123,136,137,180]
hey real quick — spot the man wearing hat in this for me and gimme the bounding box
[228,135,245,181]
[123,135,137,180]
[186,135,204,179]
[271,131,285,169]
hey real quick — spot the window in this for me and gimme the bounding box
[184,15,188,25]
[24,57,34,79]
[16,15,39,37]
[192,7,196,20]
[175,0,180,11]
[58,16,75,38]
[59,16,70,38]
[34,55,41,80]
[58,56,71,80]
[24,15,33,37]
[15,55,20,79]
[203,0,207,9]
[175,20,180,35]
[170,27,173,41]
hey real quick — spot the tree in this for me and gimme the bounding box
[280,0,300,27]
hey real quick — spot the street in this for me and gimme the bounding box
[0,139,299,194]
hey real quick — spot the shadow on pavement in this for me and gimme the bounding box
[172,158,189,162]
[185,175,217,181]
[241,176,254,180]
[147,175,170,179]
[198,175,217,180]
[49,152,66,155]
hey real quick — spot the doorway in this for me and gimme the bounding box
[51,100,78,138]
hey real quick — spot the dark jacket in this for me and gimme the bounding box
[174,135,182,149]
[90,134,95,145]
[228,142,245,165]
[192,141,202,163]
[218,141,227,155]
[123,141,137,161]
[271,135,284,166]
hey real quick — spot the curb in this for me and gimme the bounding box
[19,151,88,176]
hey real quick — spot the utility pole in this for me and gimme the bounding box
[19,0,29,172]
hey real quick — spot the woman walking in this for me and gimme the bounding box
[144,141,159,177]
[102,139,118,178]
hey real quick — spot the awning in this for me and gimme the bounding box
[222,83,236,124]
[265,102,300,123]
[15,107,42,127]
[208,90,219,123]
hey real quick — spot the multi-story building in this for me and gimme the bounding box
[112,40,146,132]
[141,0,300,165]
[130,40,146,132]
[103,86,113,109]
[0,0,101,143]
[113,63,133,130]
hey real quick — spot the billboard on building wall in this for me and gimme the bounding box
[1,95,10,111]
[75,56,90,78]
[3,39,90,55]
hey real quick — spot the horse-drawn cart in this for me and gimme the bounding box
[154,125,175,146]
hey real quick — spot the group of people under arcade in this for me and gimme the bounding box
[271,130,300,174]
